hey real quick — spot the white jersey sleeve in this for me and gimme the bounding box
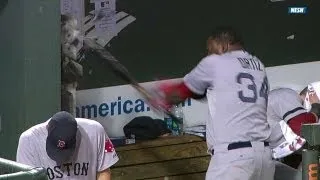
[96,123,119,172]
[16,131,37,166]
[183,56,214,95]
[268,88,306,123]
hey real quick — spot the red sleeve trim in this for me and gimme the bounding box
[159,82,198,102]
[176,82,194,99]
[287,112,317,136]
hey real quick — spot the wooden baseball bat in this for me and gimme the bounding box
[83,38,181,123]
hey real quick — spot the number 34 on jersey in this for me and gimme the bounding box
[237,73,269,103]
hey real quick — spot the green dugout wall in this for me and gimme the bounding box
[0,0,61,160]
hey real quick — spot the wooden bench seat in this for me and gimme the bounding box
[111,135,210,180]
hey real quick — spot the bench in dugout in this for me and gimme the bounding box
[0,158,47,180]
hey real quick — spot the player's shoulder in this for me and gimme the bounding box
[19,122,47,140]
[195,54,222,70]
[75,118,104,130]
[75,118,107,140]
[269,88,300,104]
[200,54,219,64]
[270,87,297,97]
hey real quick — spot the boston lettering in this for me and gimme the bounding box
[46,162,89,179]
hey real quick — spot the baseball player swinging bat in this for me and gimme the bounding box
[61,14,180,122]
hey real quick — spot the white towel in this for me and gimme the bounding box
[184,125,206,138]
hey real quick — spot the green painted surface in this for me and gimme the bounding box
[0,0,61,160]
[301,124,320,146]
[301,124,320,180]
[302,149,319,180]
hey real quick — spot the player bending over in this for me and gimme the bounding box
[266,86,320,180]
[16,111,119,180]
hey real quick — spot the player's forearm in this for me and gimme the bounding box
[97,168,111,180]
[160,82,204,105]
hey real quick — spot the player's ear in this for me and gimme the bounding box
[221,43,229,53]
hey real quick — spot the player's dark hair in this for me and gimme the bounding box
[300,86,308,96]
[209,26,244,46]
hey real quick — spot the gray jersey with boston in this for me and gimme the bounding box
[16,118,119,180]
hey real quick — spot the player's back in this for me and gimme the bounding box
[267,88,306,126]
[205,50,270,148]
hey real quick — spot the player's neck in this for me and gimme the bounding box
[227,44,244,52]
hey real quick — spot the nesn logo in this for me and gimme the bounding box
[288,7,307,14]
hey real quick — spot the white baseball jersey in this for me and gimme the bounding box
[267,88,307,158]
[268,88,306,127]
[16,118,119,180]
[184,50,271,151]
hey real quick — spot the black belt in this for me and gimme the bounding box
[211,141,269,155]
